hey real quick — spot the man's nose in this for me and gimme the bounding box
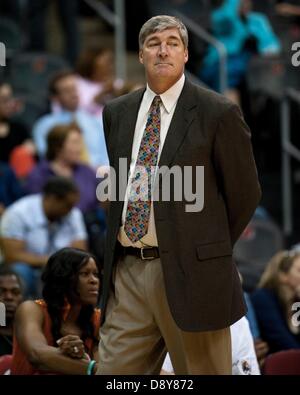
[158,43,168,57]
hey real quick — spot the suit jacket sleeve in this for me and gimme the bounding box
[213,103,261,246]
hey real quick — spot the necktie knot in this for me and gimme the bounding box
[151,95,162,110]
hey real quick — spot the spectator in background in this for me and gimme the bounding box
[0,177,87,298]
[76,48,124,119]
[32,71,109,169]
[25,123,106,263]
[0,82,35,166]
[0,162,24,217]
[251,250,300,353]
[200,0,281,104]
[11,248,100,375]
[0,266,23,356]
[25,123,98,214]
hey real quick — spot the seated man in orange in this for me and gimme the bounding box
[11,248,101,375]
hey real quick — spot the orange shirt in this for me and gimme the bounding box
[11,300,101,375]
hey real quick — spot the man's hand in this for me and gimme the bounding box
[57,335,86,359]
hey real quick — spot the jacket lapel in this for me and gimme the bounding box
[158,79,197,168]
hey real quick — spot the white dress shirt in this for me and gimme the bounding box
[118,74,185,247]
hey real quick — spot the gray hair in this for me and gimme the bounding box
[139,15,188,49]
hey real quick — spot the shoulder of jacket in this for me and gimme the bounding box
[105,88,145,111]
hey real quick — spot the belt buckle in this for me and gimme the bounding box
[140,247,155,260]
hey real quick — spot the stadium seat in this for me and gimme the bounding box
[8,52,69,96]
[263,350,300,375]
[246,55,300,100]
[0,355,12,375]
[12,94,48,130]
[234,217,284,291]
[0,17,23,57]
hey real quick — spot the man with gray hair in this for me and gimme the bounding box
[98,15,261,374]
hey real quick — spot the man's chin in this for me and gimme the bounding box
[154,68,173,78]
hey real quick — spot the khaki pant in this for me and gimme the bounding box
[97,254,232,375]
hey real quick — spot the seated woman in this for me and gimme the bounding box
[11,248,101,375]
[251,250,300,354]
[25,123,99,215]
[75,48,123,119]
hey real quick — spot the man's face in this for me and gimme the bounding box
[54,76,79,112]
[45,192,79,221]
[139,28,188,90]
[0,275,23,321]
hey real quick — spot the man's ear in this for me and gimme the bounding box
[139,49,144,65]
[184,48,189,64]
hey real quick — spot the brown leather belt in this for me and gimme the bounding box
[118,244,160,260]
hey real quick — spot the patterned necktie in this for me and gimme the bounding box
[124,95,162,243]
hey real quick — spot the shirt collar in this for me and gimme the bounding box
[144,74,185,114]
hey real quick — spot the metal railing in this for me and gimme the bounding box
[83,0,127,81]
[281,88,300,236]
[173,10,227,93]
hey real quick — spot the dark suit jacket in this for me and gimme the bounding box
[101,78,261,332]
